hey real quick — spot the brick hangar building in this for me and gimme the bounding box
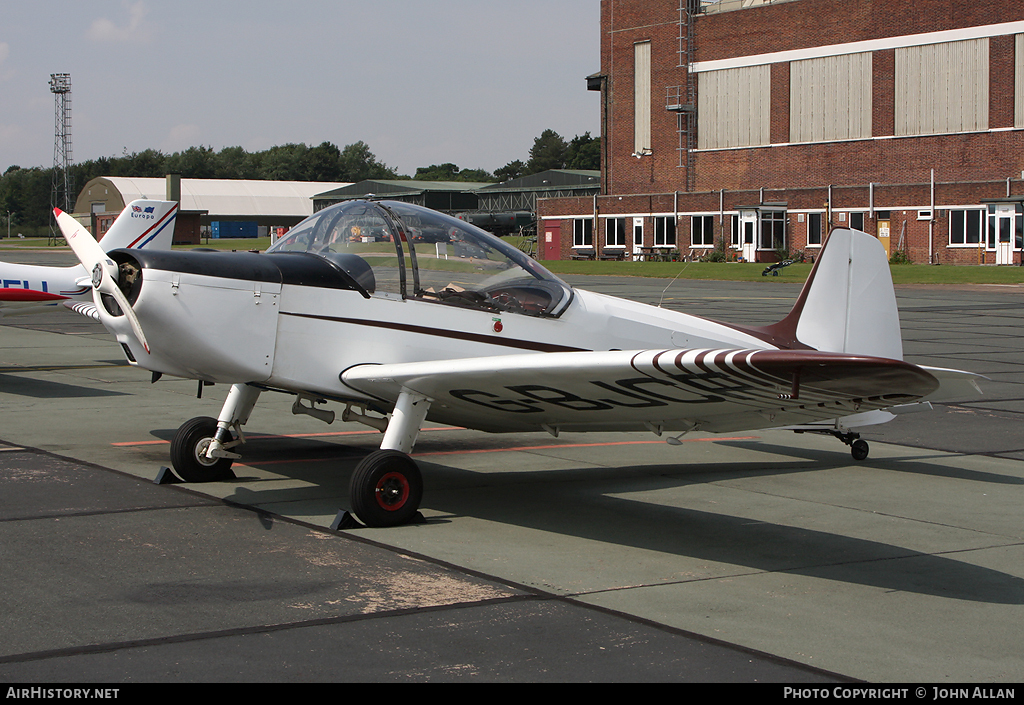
[537,0,1024,265]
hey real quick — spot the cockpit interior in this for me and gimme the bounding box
[268,200,573,317]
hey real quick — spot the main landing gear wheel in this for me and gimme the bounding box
[349,450,423,528]
[851,438,870,461]
[170,416,235,483]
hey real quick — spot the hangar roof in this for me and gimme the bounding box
[477,170,599,193]
[76,177,352,220]
[312,179,494,214]
[313,180,494,200]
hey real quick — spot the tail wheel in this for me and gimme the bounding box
[170,416,235,483]
[349,450,423,527]
[851,439,870,461]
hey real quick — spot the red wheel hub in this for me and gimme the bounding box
[375,471,410,511]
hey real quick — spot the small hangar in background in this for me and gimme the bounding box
[313,170,600,237]
[76,175,350,244]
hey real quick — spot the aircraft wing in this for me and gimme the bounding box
[0,288,74,303]
[341,348,973,435]
[61,300,101,321]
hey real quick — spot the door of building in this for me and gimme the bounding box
[543,221,560,260]
[633,217,645,260]
[739,210,757,263]
[993,207,1014,265]
[877,219,891,256]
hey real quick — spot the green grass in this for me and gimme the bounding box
[6,236,1022,285]
[182,237,273,251]
[0,237,66,248]
[539,259,1024,285]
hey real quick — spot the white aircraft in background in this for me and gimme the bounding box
[55,199,981,528]
[0,200,177,316]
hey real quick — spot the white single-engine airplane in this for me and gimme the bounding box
[1,200,178,317]
[54,199,981,527]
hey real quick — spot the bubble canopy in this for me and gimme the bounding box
[267,200,573,317]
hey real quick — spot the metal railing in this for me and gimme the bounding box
[701,0,799,15]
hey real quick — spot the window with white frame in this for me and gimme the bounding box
[949,209,984,246]
[573,218,593,248]
[730,214,740,248]
[759,211,786,251]
[849,212,865,231]
[691,215,715,247]
[807,212,823,246]
[654,216,677,247]
[606,218,626,248]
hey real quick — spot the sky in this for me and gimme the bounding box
[0,0,601,177]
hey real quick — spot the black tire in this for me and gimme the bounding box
[851,439,869,461]
[170,416,235,483]
[349,450,423,527]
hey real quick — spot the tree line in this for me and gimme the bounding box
[0,130,599,231]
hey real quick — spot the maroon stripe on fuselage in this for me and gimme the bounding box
[280,312,587,353]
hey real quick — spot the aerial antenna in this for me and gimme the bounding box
[658,259,692,307]
[49,73,73,246]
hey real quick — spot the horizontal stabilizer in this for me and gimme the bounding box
[917,366,986,403]
[62,300,101,321]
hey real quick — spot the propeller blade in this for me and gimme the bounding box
[53,208,150,355]
[107,282,150,354]
[54,208,111,276]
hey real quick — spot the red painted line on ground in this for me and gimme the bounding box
[112,427,760,468]
[110,426,459,447]
[233,435,761,467]
[411,436,760,458]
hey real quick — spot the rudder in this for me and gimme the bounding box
[99,200,178,252]
[766,228,903,360]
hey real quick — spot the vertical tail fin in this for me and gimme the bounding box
[760,228,903,360]
[99,200,178,252]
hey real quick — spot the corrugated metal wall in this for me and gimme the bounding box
[896,38,989,136]
[697,64,771,149]
[790,53,872,143]
[634,41,652,154]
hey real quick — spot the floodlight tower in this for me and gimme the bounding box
[49,73,73,244]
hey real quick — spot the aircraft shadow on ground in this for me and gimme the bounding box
[174,431,1024,606]
[0,373,128,399]
[714,439,1024,485]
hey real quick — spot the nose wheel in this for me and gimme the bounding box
[170,416,236,482]
[349,450,424,527]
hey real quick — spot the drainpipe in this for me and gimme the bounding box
[827,185,833,228]
[929,169,935,264]
[673,191,679,255]
[869,182,875,220]
[720,189,725,248]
